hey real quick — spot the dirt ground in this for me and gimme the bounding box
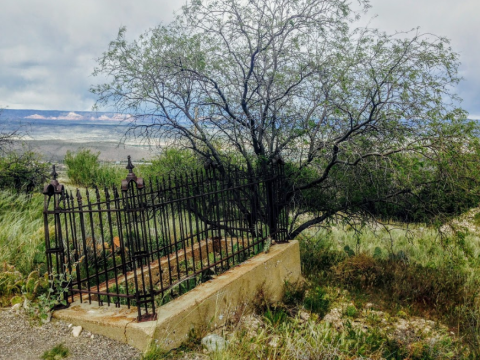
[0,309,141,360]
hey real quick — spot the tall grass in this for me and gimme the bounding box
[0,191,45,275]
[300,224,480,356]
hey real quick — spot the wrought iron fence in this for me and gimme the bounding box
[43,157,288,321]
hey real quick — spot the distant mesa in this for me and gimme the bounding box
[22,112,130,121]
[25,114,48,120]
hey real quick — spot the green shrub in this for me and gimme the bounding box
[283,280,306,306]
[64,149,127,187]
[142,148,201,179]
[303,286,330,317]
[0,150,49,192]
[344,305,358,318]
[64,148,100,187]
[264,306,288,327]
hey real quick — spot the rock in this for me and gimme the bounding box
[91,334,95,339]
[68,324,72,328]
[323,308,343,330]
[201,334,227,352]
[11,303,22,313]
[72,326,83,337]
[23,298,30,310]
[241,315,263,338]
[298,311,310,322]
[268,335,280,348]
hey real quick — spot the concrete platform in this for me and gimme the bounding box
[53,240,301,352]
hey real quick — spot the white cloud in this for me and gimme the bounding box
[0,0,479,116]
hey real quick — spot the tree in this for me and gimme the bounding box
[91,0,475,238]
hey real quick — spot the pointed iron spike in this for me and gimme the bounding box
[76,188,82,199]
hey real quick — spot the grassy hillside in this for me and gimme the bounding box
[1,152,480,357]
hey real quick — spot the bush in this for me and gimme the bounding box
[303,286,330,317]
[0,150,49,193]
[65,148,202,188]
[142,148,201,179]
[64,148,101,187]
[64,149,125,187]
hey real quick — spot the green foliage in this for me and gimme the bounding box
[41,344,69,360]
[64,148,124,187]
[282,280,306,306]
[303,286,330,317]
[29,262,79,322]
[344,305,358,318]
[0,191,45,276]
[141,148,201,179]
[263,306,288,327]
[0,263,24,298]
[141,344,168,360]
[0,150,49,193]
[64,148,202,188]
[300,226,480,356]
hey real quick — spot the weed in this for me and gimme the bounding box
[263,306,288,327]
[344,305,358,318]
[303,286,330,317]
[41,343,69,360]
[282,280,306,306]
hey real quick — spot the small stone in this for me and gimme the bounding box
[201,334,227,352]
[11,303,21,313]
[268,336,280,348]
[23,298,30,310]
[91,334,95,339]
[68,324,72,328]
[299,311,310,322]
[72,326,83,337]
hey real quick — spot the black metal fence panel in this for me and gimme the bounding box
[43,158,288,321]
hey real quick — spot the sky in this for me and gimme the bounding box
[0,0,479,118]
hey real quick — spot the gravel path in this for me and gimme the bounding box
[0,309,141,360]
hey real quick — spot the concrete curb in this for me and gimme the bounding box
[52,240,301,352]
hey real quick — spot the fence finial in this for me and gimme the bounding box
[126,155,135,174]
[43,164,64,196]
[51,165,58,180]
[121,155,144,191]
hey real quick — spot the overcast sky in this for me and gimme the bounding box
[1,0,479,118]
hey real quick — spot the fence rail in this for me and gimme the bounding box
[43,157,288,321]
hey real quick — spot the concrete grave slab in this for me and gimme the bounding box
[53,240,301,352]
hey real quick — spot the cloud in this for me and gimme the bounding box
[0,0,479,117]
